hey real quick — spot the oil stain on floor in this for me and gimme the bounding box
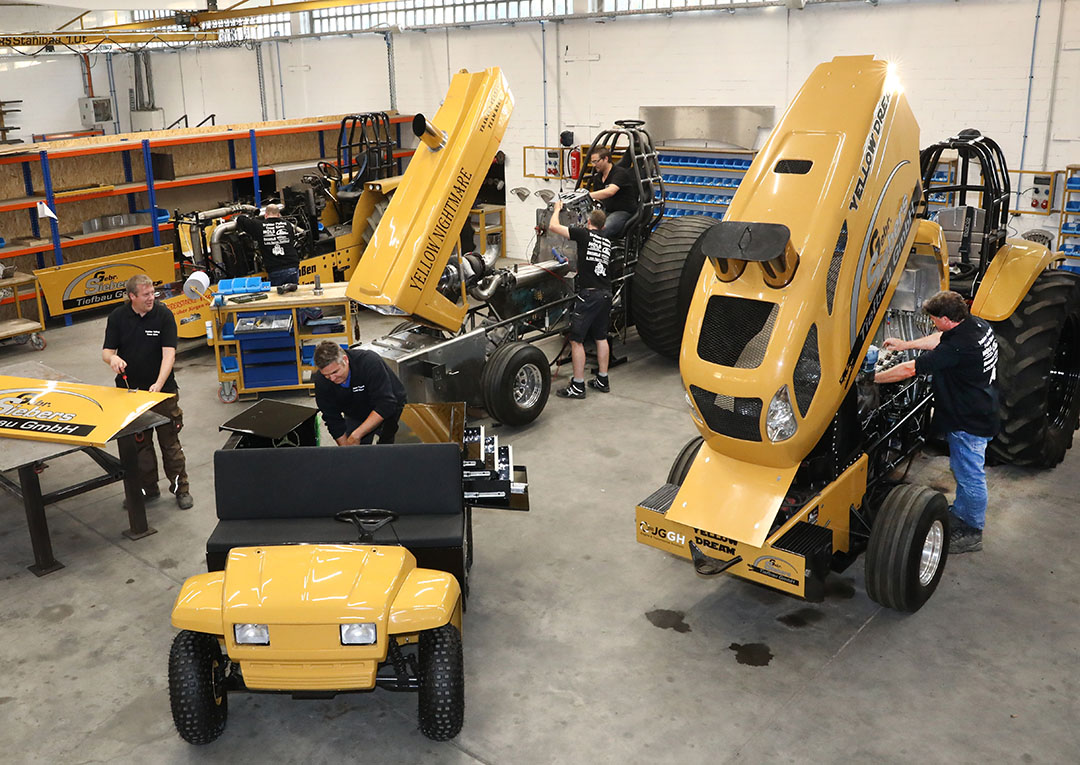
[645,609,691,633]
[729,642,773,666]
[776,607,825,628]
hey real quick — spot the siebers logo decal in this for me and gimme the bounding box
[60,265,155,310]
[639,521,686,547]
[749,556,800,586]
[0,389,101,437]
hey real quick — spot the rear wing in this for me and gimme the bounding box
[346,68,514,331]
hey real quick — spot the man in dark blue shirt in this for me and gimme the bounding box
[312,341,407,445]
[875,290,999,553]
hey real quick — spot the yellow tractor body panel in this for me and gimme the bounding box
[971,239,1056,321]
[171,571,226,634]
[666,442,798,548]
[676,56,921,538]
[346,68,513,331]
[912,218,950,288]
[639,456,868,596]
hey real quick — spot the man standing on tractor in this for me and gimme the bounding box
[548,196,613,400]
[312,341,407,445]
[587,147,639,239]
[236,203,303,286]
[874,291,1000,553]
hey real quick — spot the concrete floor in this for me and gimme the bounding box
[1,307,1077,764]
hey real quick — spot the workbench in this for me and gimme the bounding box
[0,361,169,575]
[209,282,359,403]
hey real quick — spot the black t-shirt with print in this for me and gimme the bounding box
[568,227,613,292]
[103,301,179,392]
[914,316,1000,437]
[598,165,639,214]
[236,215,300,272]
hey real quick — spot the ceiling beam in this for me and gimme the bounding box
[83,0,388,33]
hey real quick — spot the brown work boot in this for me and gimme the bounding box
[122,487,160,511]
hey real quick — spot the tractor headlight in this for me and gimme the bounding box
[234,623,270,645]
[340,623,377,645]
[766,385,797,442]
[685,392,704,426]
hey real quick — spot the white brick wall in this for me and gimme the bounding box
[5,0,1078,250]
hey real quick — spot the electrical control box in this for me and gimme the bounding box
[78,97,114,128]
[1030,173,1054,212]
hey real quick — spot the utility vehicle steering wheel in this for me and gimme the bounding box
[334,508,399,542]
[317,161,343,183]
[614,119,645,128]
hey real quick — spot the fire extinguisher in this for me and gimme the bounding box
[567,147,581,181]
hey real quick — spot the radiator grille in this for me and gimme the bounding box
[774,521,833,557]
[792,324,820,417]
[639,483,680,514]
[690,385,762,442]
[826,222,847,314]
[697,296,777,369]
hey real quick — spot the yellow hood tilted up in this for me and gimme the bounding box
[347,67,514,331]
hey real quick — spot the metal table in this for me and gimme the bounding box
[0,361,170,575]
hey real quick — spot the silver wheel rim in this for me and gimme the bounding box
[512,363,544,409]
[918,519,944,585]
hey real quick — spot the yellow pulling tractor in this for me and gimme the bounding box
[635,55,1080,612]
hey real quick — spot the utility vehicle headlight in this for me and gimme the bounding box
[234,623,270,645]
[340,623,377,645]
[766,385,797,443]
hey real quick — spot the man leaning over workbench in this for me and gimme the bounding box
[312,341,407,445]
[102,274,192,510]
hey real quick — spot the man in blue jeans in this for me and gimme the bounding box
[875,291,999,553]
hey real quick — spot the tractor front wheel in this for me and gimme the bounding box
[667,435,704,486]
[990,269,1080,467]
[481,342,550,426]
[864,484,950,613]
[168,630,229,745]
[417,623,465,741]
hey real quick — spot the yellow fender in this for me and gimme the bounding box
[171,571,225,635]
[911,219,950,288]
[388,568,463,635]
[971,239,1056,321]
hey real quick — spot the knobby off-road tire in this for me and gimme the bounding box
[632,215,719,359]
[989,269,1080,467]
[480,341,551,426]
[667,436,704,486]
[418,624,465,741]
[168,630,229,745]
[865,484,950,613]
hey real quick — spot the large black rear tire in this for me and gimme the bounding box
[864,484,950,613]
[632,215,718,359]
[990,269,1080,467]
[418,623,465,741]
[480,341,551,426]
[168,631,229,745]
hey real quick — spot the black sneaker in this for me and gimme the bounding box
[557,382,586,399]
[587,376,610,393]
[176,492,194,510]
[949,523,983,554]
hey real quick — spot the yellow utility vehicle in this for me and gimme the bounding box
[635,55,1080,612]
[168,403,527,743]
